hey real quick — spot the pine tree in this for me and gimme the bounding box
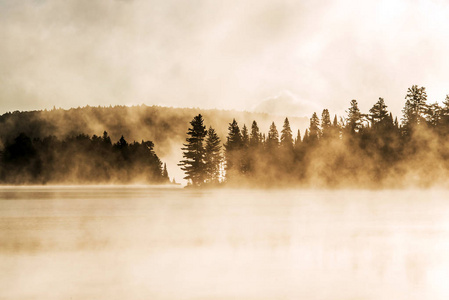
[178,114,207,186]
[225,119,242,151]
[321,109,331,138]
[401,85,428,131]
[294,129,301,148]
[102,131,112,145]
[426,102,442,128]
[346,99,362,133]
[333,115,338,127]
[204,126,222,184]
[224,119,243,180]
[331,114,341,139]
[369,98,389,126]
[241,124,249,148]
[240,124,251,174]
[250,121,261,147]
[303,129,309,144]
[308,112,321,142]
[116,136,128,149]
[266,122,279,149]
[280,118,294,149]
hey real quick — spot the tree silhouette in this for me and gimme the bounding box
[426,102,442,128]
[241,124,249,148]
[294,130,301,148]
[224,119,243,181]
[321,109,331,138]
[266,122,279,149]
[280,118,294,150]
[7,85,449,188]
[0,132,165,184]
[346,99,363,134]
[204,126,222,184]
[308,112,320,142]
[249,121,261,147]
[402,85,428,134]
[369,98,389,127]
[1,133,41,183]
[240,124,251,174]
[102,131,112,145]
[279,117,295,175]
[178,114,207,186]
[302,129,310,144]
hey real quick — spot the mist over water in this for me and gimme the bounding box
[2,0,449,297]
[2,186,449,299]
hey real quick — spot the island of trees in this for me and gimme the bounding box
[0,131,170,184]
[180,85,449,188]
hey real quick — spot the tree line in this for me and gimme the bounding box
[180,85,449,188]
[0,131,170,184]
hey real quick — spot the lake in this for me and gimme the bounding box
[1,186,449,299]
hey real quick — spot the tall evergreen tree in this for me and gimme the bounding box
[249,121,261,147]
[279,118,295,172]
[280,118,294,149]
[266,122,279,149]
[241,124,249,148]
[240,124,251,174]
[225,119,242,151]
[426,102,442,128]
[401,85,428,131]
[346,99,362,133]
[224,119,243,180]
[102,131,112,145]
[302,129,310,144]
[294,130,301,148]
[204,126,222,184]
[178,114,207,186]
[369,98,389,126]
[321,109,331,138]
[331,114,341,139]
[308,112,321,142]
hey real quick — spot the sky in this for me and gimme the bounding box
[1,0,448,118]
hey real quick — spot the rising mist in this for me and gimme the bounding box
[179,86,449,189]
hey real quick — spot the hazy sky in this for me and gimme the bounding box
[1,0,448,117]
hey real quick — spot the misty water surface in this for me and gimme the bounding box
[1,186,449,300]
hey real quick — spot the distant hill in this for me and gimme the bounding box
[0,105,309,182]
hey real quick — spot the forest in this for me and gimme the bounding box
[180,85,449,188]
[2,85,448,187]
[0,104,307,159]
[0,131,169,184]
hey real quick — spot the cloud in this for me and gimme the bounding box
[252,90,320,118]
[0,0,448,117]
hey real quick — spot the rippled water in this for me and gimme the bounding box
[1,186,449,299]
